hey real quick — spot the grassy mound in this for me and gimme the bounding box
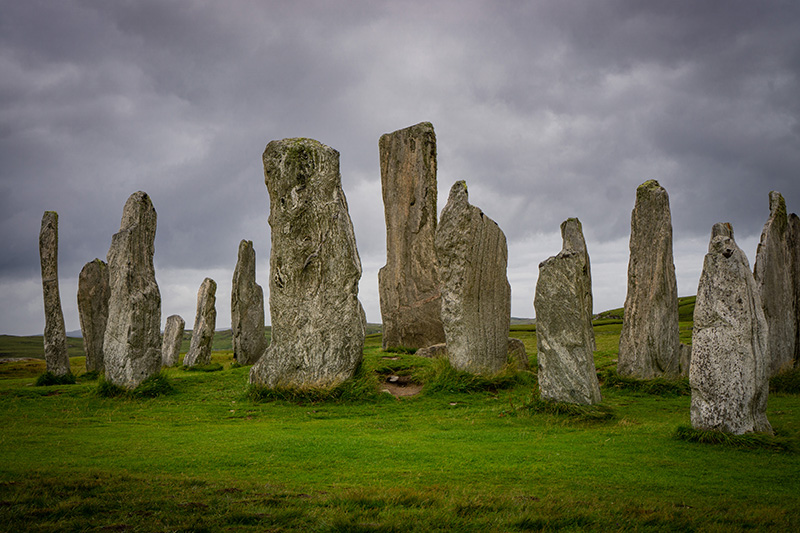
[34,371,76,386]
[96,372,174,399]
[674,425,796,453]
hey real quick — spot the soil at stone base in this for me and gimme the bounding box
[381,374,423,398]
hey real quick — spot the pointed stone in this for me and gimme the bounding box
[161,314,185,367]
[618,180,680,378]
[691,223,771,435]
[250,138,366,389]
[39,211,70,376]
[378,122,445,351]
[789,213,800,368]
[104,192,161,389]
[183,278,217,367]
[77,259,110,373]
[560,217,595,351]
[231,240,266,365]
[435,181,510,375]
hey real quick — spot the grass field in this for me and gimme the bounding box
[1,302,798,532]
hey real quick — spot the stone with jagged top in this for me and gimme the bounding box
[232,240,266,365]
[77,258,110,373]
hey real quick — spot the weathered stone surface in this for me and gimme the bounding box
[753,191,795,376]
[790,213,800,368]
[231,240,266,365]
[416,343,448,359]
[534,248,601,405]
[104,192,162,389]
[560,217,595,351]
[378,122,445,351]
[416,339,528,370]
[618,180,680,378]
[39,211,70,376]
[183,278,217,367]
[435,181,510,375]
[679,343,692,378]
[691,223,772,435]
[250,138,366,389]
[77,259,109,373]
[161,314,185,367]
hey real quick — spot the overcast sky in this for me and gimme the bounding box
[2,1,799,336]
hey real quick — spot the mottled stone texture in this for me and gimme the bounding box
[753,191,795,376]
[104,192,162,389]
[250,138,366,389]
[416,339,528,370]
[560,217,595,351]
[378,122,445,351]
[231,240,266,365]
[77,259,110,373]
[435,181,510,375]
[790,213,800,368]
[691,223,772,435]
[618,180,680,378]
[39,211,70,376]
[183,278,217,367]
[161,314,184,367]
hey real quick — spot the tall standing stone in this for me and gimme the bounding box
[183,278,217,367]
[691,223,771,435]
[560,217,596,351]
[231,240,266,365]
[790,213,800,368]
[753,191,795,376]
[250,138,366,389]
[378,122,445,351]
[104,191,161,389]
[39,211,70,376]
[435,181,510,375]
[77,259,110,373]
[161,314,185,367]
[618,180,680,378]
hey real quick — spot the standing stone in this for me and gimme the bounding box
[183,278,217,367]
[231,240,266,365]
[77,259,110,373]
[161,314,185,367]
[560,217,596,351]
[378,122,445,351]
[618,180,680,378]
[753,191,795,376]
[435,181,510,375]
[790,213,800,368]
[691,223,771,435]
[104,191,161,389]
[250,138,366,389]
[39,211,70,376]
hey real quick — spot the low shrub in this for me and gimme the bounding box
[419,358,531,394]
[770,367,800,394]
[34,372,76,387]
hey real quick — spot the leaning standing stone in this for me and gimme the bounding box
[104,192,162,389]
[183,278,217,367]
[231,240,266,365]
[435,181,510,375]
[618,180,680,378]
[250,138,366,389]
[39,211,70,376]
[378,122,445,351]
[161,314,185,367]
[691,223,771,435]
[77,258,110,373]
[560,217,596,351]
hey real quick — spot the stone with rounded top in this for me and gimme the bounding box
[39,211,70,376]
[161,314,185,367]
[231,240,266,365]
[184,277,217,367]
[77,258,110,373]
[560,217,595,351]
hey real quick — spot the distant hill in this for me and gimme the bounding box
[594,296,696,322]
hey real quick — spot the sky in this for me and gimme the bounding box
[1,0,799,336]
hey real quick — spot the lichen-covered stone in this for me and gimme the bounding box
[250,138,366,389]
[416,343,448,359]
[435,181,510,375]
[183,278,217,367]
[161,314,184,367]
[104,192,162,389]
[618,180,680,378]
[691,223,772,435]
[231,240,266,365]
[789,213,800,368]
[560,217,595,351]
[77,258,109,373]
[679,343,692,378]
[378,122,445,351]
[39,211,70,376]
[416,339,527,370]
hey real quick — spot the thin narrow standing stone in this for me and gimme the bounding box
[378,122,445,351]
[77,258,110,373]
[560,217,596,351]
[161,314,185,367]
[183,278,217,367]
[231,240,266,365]
[435,181,511,375]
[618,180,680,378]
[249,138,366,389]
[39,211,70,376]
[790,213,800,368]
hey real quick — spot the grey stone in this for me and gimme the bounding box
[231,240,266,365]
[618,180,680,378]
[183,278,217,367]
[378,122,445,351]
[104,191,162,389]
[77,259,109,373]
[790,213,800,368]
[161,314,185,367]
[690,223,772,435]
[39,211,70,376]
[416,343,448,359]
[250,138,366,389]
[679,343,692,378]
[435,181,511,375]
[560,217,596,351]
[416,339,528,370]
[753,191,795,376]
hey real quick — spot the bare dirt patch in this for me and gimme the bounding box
[381,374,423,398]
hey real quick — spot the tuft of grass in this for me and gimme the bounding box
[770,367,800,394]
[96,373,174,399]
[522,395,616,422]
[248,364,384,404]
[34,371,76,386]
[419,358,531,394]
[674,425,797,453]
[78,370,100,381]
[599,368,690,396]
[184,362,225,373]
